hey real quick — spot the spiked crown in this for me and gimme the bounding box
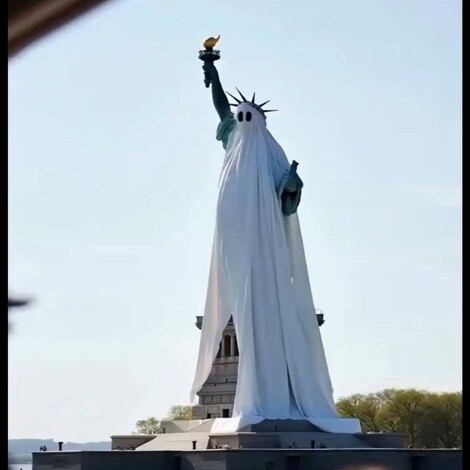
[227,88,278,118]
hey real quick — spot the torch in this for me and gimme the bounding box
[198,35,221,88]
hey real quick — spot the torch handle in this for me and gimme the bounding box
[199,51,219,88]
[203,61,211,88]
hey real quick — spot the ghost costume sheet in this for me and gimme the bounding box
[191,103,361,434]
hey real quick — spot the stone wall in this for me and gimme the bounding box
[32,448,462,470]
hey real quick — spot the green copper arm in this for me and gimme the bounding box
[280,161,303,216]
[203,62,231,121]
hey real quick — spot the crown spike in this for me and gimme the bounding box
[236,87,248,102]
[226,92,242,104]
[227,92,277,117]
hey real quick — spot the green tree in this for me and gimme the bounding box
[377,389,426,447]
[166,405,192,420]
[337,393,384,432]
[337,389,462,449]
[135,417,161,435]
[134,405,192,433]
[419,392,462,448]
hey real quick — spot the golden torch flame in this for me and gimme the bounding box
[203,35,220,49]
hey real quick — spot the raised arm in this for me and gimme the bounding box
[203,62,231,121]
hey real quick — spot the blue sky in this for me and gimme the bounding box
[8,0,461,442]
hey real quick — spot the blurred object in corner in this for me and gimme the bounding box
[8,295,32,332]
[8,296,31,309]
[9,0,114,58]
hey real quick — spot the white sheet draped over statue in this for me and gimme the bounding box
[191,102,361,434]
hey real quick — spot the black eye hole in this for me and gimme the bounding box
[246,112,252,122]
[237,112,243,122]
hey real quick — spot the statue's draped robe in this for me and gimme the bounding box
[191,104,361,433]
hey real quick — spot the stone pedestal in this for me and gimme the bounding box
[192,312,325,420]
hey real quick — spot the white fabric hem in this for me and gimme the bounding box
[211,416,362,434]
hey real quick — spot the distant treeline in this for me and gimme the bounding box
[8,439,110,461]
[8,453,31,464]
[337,389,461,448]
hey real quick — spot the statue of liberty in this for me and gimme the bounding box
[191,37,360,434]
